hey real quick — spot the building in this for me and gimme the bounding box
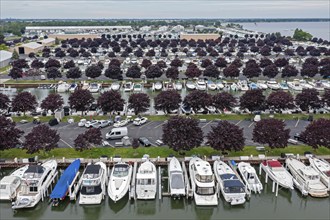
[180,33,220,41]
[0,50,12,68]
[25,26,133,35]
[17,42,44,55]
[48,34,100,40]
[37,38,55,47]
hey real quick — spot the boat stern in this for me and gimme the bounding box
[79,194,103,205]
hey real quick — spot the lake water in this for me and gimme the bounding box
[238,22,330,40]
[0,167,329,220]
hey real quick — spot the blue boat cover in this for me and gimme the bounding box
[50,159,80,199]
[223,179,245,188]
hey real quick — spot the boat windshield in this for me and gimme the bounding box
[196,174,213,183]
[223,180,245,193]
[306,175,319,180]
[113,165,129,177]
[137,178,155,185]
[81,185,102,195]
[170,173,184,189]
[195,186,215,195]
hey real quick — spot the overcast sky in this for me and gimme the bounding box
[1,0,329,19]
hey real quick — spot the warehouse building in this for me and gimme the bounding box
[17,42,44,55]
[0,50,12,68]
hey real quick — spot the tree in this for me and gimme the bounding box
[85,64,102,78]
[141,59,152,69]
[282,65,298,78]
[105,65,123,80]
[145,65,163,79]
[0,93,10,111]
[293,28,312,41]
[183,90,212,113]
[320,64,330,78]
[157,60,167,69]
[46,67,62,80]
[64,60,75,69]
[240,90,265,112]
[162,116,203,152]
[154,91,182,114]
[126,65,142,78]
[12,59,28,69]
[45,58,61,68]
[207,121,245,152]
[215,57,228,68]
[41,93,64,114]
[300,63,318,78]
[12,92,37,116]
[223,64,240,78]
[201,59,213,68]
[31,59,44,69]
[12,49,19,60]
[74,128,102,151]
[66,67,82,79]
[97,91,125,114]
[165,67,179,79]
[212,92,236,112]
[203,65,219,78]
[23,124,60,154]
[8,67,23,80]
[69,89,94,115]
[260,46,271,56]
[243,61,261,78]
[185,65,202,78]
[0,116,24,150]
[300,119,330,149]
[170,58,183,67]
[295,89,322,111]
[323,89,330,106]
[132,138,140,150]
[253,119,290,148]
[267,91,294,110]
[263,64,279,78]
[128,93,150,115]
[274,58,288,68]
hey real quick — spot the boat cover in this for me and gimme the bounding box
[220,174,238,180]
[267,160,282,168]
[50,159,80,199]
[170,172,184,189]
[223,179,245,188]
[85,164,101,174]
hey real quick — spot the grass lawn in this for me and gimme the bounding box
[1,145,329,160]
[0,65,11,74]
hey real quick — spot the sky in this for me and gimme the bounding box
[1,0,329,19]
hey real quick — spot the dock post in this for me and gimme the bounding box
[265,173,268,183]
[158,166,162,200]
[259,164,262,175]
[275,182,279,197]
[272,181,275,193]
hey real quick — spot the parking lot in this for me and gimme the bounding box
[15,118,311,148]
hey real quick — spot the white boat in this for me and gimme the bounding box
[308,80,324,91]
[163,82,174,91]
[207,80,217,90]
[237,80,249,91]
[168,157,185,198]
[0,165,28,201]
[280,82,289,90]
[69,83,78,92]
[57,82,70,92]
[189,157,218,206]
[123,82,134,92]
[133,83,143,92]
[186,81,196,90]
[267,79,281,90]
[111,82,121,91]
[237,162,263,194]
[154,82,163,91]
[174,81,183,91]
[79,162,108,205]
[320,80,330,89]
[196,79,207,91]
[308,156,330,191]
[287,79,303,91]
[300,80,314,89]
[108,161,133,202]
[260,160,294,189]
[81,81,89,90]
[230,83,238,91]
[286,157,329,197]
[12,160,58,209]
[213,160,246,205]
[256,80,268,90]
[136,157,157,200]
[216,80,224,90]
[88,83,101,93]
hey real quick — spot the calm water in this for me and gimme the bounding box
[0,168,329,220]
[238,22,330,40]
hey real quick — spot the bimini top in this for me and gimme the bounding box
[26,165,44,174]
[85,164,101,174]
[265,160,282,168]
[50,159,80,199]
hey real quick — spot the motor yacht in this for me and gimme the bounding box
[237,162,263,194]
[286,157,328,197]
[207,80,217,91]
[108,161,133,202]
[256,80,268,90]
[88,83,101,93]
[267,79,281,90]
[320,80,330,89]
[308,80,324,91]
[12,160,58,209]
[249,82,258,90]
[168,157,185,199]
[213,160,246,205]
[174,81,183,91]
[69,83,78,92]
[79,162,108,205]
[287,79,303,91]
[260,160,294,189]
[196,79,207,91]
[133,83,143,92]
[300,80,314,89]
[153,82,163,91]
[164,82,174,91]
[230,83,238,91]
[308,156,330,191]
[56,82,70,92]
[189,157,218,206]
[136,157,157,200]
[280,81,289,90]
[123,82,134,92]
[111,82,121,91]
[186,81,196,90]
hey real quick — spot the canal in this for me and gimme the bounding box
[0,168,329,220]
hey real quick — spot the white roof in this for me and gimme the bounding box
[22,42,43,49]
[0,50,12,62]
[26,26,132,30]
[39,38,55,44]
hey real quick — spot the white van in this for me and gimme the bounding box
[105,127,128,140]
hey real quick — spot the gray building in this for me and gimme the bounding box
[0,50,12,68]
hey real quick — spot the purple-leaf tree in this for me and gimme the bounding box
[0,93,10,111]
[41,93,64,114]
[300,118,330,149]
[126,65,142,78]
[295,89,322,111]
[267,90,294,110]
[69,89,94,115]
[203,65,219,78]
[66,67,82,79]
[240,90,265,112]
[0,116,24,150]
[105,65,123,80]
[154,90,182,114]
[145,65,163,79]
[85,64,102,78]
[183,90,212,113]
[212,92,236,112]
[97,91,125,114]
[165,67,179,80]
[9,67,23,80]
[223,64,240,78]
[12,92,37,115]
[252,118,290,149]
[128,93,150,115]
[23,124,60,154]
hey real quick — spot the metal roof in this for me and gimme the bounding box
[26,26,132,30]
[0,50,12,62]
[39,38,55,44]
[22,42,44,49]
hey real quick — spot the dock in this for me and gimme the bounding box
[129,161,137,200]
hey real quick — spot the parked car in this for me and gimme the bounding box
[294,133,304,142]
[85,120,99,128]
[78,119,87,127]
[92,120,112,128]
[133,116,148,126]
[138,137,151,147]
[105,127,128,140]
[113,116,132,128]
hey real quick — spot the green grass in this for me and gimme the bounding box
[1,145,329,160]
[0,65,11,74]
